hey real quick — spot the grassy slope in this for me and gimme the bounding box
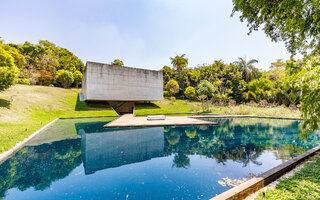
[0,85,117,153]
[135,99,301,118]
[255,155,320,200]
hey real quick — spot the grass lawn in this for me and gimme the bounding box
[255,154,320,200]
[0,84,117,153]
[135,99,301,118]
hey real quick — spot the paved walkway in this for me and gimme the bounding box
[103,114,218,128]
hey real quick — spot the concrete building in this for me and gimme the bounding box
[82,61,163,102]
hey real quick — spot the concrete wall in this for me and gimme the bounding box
[82,61,163,101]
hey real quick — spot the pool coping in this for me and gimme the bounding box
[210,145,320,200]
[0,118,59,164]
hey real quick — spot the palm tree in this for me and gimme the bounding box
[234,57,259,82]
[170,54,188,73]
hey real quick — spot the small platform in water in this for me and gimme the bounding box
[103,114,218,128]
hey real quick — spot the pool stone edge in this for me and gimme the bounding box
[211,145,320,200]
[0,118,59,164]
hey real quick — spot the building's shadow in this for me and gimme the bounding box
[135,102,160,109]
[0,98,11,108]
[74,93,111,111]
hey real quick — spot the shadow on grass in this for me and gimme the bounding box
[0,98,11,108]
[74,94,111,111]
[135,102,160,110]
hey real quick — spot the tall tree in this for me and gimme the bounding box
[170,54,188,73]
[234,57,259,82]
[0,46,19,91]
[231,0,320,55]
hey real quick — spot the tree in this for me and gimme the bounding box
[294,55,320,139]
[73,70,82,88]
[0,46,19,91]
[3,44,27,71]
[184,86,196,100]
[165,79,179,97]
[38,70,53,86]
[161,65,175,87]
[244,78,272,102]
[234,57,259,82]
[196,80,215,100]
[55,70,74,88]
[231,0,320,55]
[170,54,188,72]
[111,59,124,66]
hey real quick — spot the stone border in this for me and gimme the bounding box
[211,145,320,200]
[137,113,302,120]
[0,116,120,164]
[0,118,59,164]
[59,115,118,120]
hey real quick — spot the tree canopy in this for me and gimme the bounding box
[232,0,320,55]
[0,38,84,90]
[111,59,124,66]
[0,46,19,91]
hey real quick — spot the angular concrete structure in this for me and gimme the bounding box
[82,61,163,102]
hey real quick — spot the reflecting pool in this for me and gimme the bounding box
[1,117,319,200]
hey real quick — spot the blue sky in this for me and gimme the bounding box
[0,0,291,70]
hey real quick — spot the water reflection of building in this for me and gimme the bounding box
[76,122,164,174]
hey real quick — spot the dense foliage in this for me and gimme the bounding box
[0,45,19,91]
[0,38,84,89]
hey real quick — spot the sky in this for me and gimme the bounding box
[0,0,291,71]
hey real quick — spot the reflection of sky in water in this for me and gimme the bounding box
[1,117,320,200]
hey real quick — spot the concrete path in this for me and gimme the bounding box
[103,114,218,128]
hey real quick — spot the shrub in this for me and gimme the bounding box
[196,80,215,99]
[55,70,74,88]
[163,91,170,98]
[247,78,273,102]
[73,70,82,88]
[38,70,53,86]
[111,59,124,66]
[184,86,196,100]
[165,79,179,97]
[17,78,30,85]
[170,97,176,101]
[0,47,19,91]
[258,100,269,107]
[228,99,237,106]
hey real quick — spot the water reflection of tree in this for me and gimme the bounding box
[165,118,320,168]
[172,152,190,169]
[0,139,82,199]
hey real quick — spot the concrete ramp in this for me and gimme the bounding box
[104,114,218,128]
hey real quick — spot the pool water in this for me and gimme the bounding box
[1,117,320,200]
